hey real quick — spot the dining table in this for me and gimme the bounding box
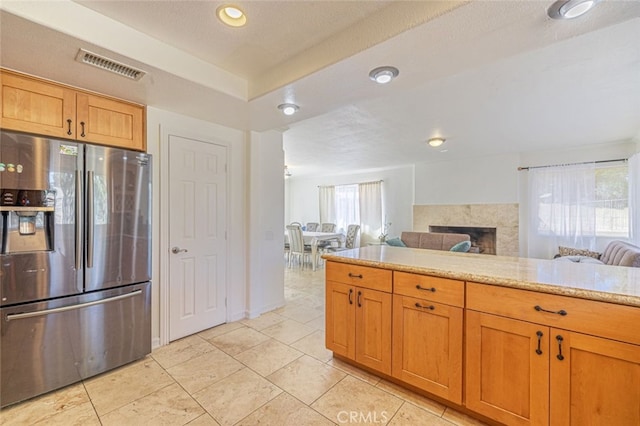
[285,230,345,271]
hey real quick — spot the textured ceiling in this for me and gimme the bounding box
[73,0,465,98]
[1,0,639,178]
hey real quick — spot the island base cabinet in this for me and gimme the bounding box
[465,310,550,426]
[392,295,463,404]
[325,280,392,375]
[326,281,356,359]
[550,330,640,426]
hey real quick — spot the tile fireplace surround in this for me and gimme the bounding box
[413,204,519,257]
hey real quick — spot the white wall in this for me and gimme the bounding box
[285,165,414,240]
[414,153,520,205]
[146,107,248,346]
[247,130,286,317]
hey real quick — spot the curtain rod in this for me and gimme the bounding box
[318,179,383,187]
[517,158,627,171]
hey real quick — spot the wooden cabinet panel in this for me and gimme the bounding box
[355,287,392,375]
[77,93,145,151]
[1,71,76,138]
[466,310,549,426]
[326,262,392,292]
[393,272,464,307]
[550,330,640,426]
[325,281,356,359]
[392,295,463,403]
[467,282,640,345]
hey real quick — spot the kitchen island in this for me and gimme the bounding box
[322,245,640,426]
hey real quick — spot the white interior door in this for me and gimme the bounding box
[169,135,227,341]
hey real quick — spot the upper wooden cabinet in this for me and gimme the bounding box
[1,69,146,151]
[76,93,144,150]
[1,71,76,139]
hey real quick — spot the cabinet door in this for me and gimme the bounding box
[1,71,76,138]
[76,93,145,151]
[326,281,356,359]
[355,287,392,375]
[550,330,640,426]
[392,295,463,403]
[466,311,549,426]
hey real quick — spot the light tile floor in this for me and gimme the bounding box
[0,267,488,425]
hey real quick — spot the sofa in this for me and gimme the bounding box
[400,231,471,251]
[555,240,640,268]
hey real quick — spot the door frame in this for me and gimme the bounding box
[158,125,231,346]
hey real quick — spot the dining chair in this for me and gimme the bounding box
[286,224,312,268]
[306,222,320,232]
[320,223,336,232]
[327,224,360,252]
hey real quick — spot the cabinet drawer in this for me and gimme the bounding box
[326,262,392,292]
[394,272,464,307]
[467,282,640,345]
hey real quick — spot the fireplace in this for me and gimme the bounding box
[429,225,497,255]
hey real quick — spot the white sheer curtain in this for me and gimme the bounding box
[359,181,382,245]
[527,163,597,259]
[630,153,640,245]
[318,185,335,224]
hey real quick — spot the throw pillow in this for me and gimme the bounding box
[386,237,407,247]
[558,246,601,259]
[450,240,471,252]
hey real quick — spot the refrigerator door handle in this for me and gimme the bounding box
[87,170,94,269]
[5,290,142,321]
[75,170,83,272]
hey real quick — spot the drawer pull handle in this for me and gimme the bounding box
[534,305,567,316]
[556,335,565,361]
[536,331,543,355]
[414,302,435,310]
[348,289,353,305]
[348,273,363,279]
[416,285,436,292]
[357,291,362,307]
[66,119,73,135]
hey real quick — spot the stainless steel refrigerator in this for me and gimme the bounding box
[0,130,152,407]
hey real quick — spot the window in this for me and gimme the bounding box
[319,181,382,243]
[527,162,630,259]
[594,165,628,237]
[334,184,359,233]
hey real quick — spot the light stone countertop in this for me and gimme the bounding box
[322,245,640,308]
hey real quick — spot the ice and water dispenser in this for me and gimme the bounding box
[1,189,55,253]
[0,133,55,254]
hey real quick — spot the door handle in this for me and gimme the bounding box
[172,247,188,254]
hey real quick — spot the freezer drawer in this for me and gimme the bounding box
[0,282,151,408]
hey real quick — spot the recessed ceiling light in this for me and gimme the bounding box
[369,66,399,84]
[547,0,600,20]
[428,137,445,148]
[217,5,247,27]
[278,103,299,116]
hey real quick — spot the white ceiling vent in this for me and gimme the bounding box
[75,49,146,81]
